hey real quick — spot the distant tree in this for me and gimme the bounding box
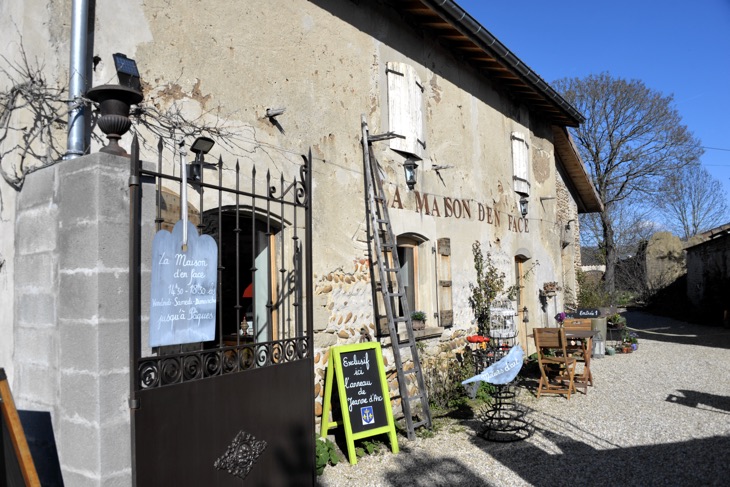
[653,164,729,240]
[554,73,703,297]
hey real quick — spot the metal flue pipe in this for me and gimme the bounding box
[65,0,90,159]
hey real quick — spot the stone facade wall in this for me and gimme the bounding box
[555,168,581,307]
[2,0,599,474]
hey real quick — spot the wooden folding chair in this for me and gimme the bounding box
[534,327,577,399]
[563,319,593,390]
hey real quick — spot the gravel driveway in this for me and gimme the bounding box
[317,311,730,486]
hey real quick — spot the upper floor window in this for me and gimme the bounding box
[511,131,530,196]
[386,61,425,159]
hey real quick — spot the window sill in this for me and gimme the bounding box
[397,326,443,342]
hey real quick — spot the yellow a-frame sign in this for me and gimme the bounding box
[320,342,399,464]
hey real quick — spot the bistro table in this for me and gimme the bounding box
[563,329,598,389]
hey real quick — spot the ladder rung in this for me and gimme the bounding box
[410,419,430,429]
[384,267,400,272]
[406,393,425,402]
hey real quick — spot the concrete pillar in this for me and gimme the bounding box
[15,153,133,486]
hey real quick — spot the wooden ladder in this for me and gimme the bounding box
[360,115,432,441]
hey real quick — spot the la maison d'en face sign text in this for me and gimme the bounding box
[389,188,529,233]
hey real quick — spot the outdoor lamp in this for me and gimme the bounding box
[403,158,418,190]
[522,306,529,323]
[519,196,529,217]
[188,136,216,181]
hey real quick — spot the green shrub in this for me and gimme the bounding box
[423,346,493,412]
[576,270,611,308]
[315,436,341,476]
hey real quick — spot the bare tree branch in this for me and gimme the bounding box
[555,72,703,296]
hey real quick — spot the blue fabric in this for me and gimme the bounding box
[462,345,524,385]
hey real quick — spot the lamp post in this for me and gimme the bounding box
[403,158,418,190]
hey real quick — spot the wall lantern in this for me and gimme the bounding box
[519,196,529,217]
[187,136,216,181]
[403,158,418,190]
[522,306,529,323]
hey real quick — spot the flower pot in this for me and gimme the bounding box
[412,319,425,331]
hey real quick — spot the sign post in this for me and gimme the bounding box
[320,342,398,464]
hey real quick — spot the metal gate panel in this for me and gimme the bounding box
[134,359,313,486]
[129,138,314,485]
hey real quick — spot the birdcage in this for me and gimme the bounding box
[488,304,517,339]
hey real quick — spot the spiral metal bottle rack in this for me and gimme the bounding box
[471,328,532,442]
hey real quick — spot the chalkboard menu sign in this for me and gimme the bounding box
[566,308,600,318]
[320,342,398,464]
[149,220,218,346]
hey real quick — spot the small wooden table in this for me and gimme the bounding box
[564,329,597,389]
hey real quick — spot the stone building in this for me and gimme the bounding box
[686,223,730,324]
[0,0,601,484]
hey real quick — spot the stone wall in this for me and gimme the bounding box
[686,233,730,319]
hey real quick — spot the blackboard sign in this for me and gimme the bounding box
[1,368,41,486]
[567,308,600,318]
[149,220,218,346]
[320,343,398,464]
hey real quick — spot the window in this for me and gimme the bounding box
[203,209,282,343]
[386,61,425,159]
[392,235,453,335]
[512,132,530,196]
[396,236,422,318]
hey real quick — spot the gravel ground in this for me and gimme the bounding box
[317,311,730,486]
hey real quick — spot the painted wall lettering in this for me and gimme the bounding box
[388,189,528,232]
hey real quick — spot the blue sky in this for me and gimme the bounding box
[456,0,730,202]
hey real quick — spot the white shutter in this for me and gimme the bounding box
[387,61,425,159]
[512,132,530,195]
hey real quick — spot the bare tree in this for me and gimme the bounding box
[554,73,703,296]
[0,43,69,193]
[653,164,729,240]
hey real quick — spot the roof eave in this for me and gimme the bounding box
[552,126,603,213]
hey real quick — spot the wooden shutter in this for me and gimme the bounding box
[436,238,453,327]
[511,132,530,195]
[387,61,425,159]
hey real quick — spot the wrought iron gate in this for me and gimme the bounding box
[128,136,314,485]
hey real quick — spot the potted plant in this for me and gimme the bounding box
[620,329,638,352]
[607,313,626,330]
[411,310,427,330]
